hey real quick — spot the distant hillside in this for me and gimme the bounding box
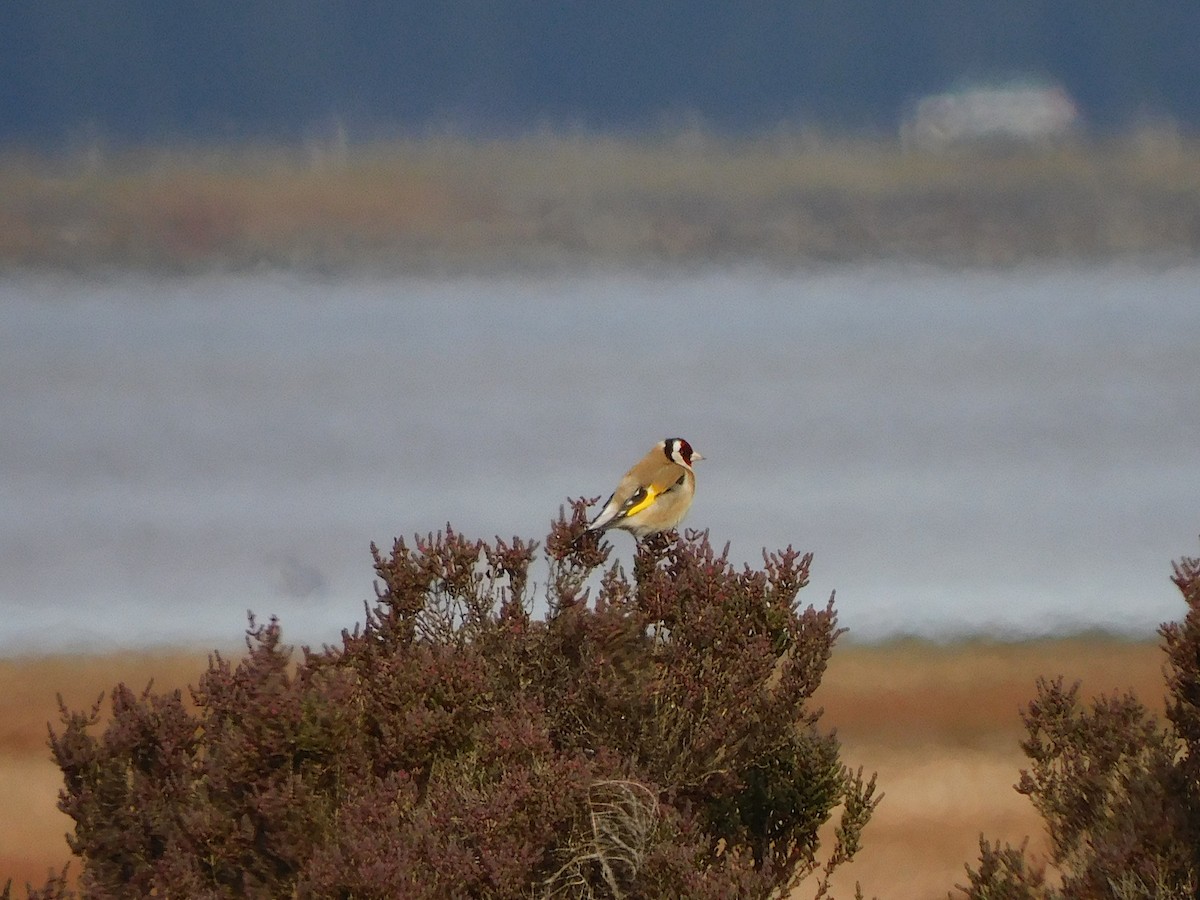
[2,1,1198,145]
[4,135,1197,270]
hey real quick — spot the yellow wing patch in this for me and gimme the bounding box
[623,486,659,518]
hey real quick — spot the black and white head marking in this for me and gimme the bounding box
[665,437,695,469]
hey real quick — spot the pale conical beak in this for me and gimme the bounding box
[691,452,705,462]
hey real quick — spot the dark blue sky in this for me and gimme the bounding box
[2,1,1197,145]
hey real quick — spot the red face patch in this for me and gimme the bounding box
[667,438,693,466]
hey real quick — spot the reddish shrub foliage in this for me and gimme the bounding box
[7,499,877,899]
[960,550,1200,899]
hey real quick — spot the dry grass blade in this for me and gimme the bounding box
[543,780,659,900]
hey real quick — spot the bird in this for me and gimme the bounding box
[586,438,704,539]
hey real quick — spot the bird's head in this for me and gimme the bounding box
[664,437,703,469]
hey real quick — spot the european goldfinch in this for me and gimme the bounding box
[586,438,703,539]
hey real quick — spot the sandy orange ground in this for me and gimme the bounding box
[0,638,1165,898]
[814,637,1164,898]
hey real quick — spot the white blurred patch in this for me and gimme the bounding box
[902,82,1081,150]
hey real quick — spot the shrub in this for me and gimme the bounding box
[959,550,1200,899]
[7,499,877,899]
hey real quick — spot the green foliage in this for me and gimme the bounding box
[960,551,1200,899]
[11,499,876,899]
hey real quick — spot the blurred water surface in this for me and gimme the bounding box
[2,264,1197,652]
